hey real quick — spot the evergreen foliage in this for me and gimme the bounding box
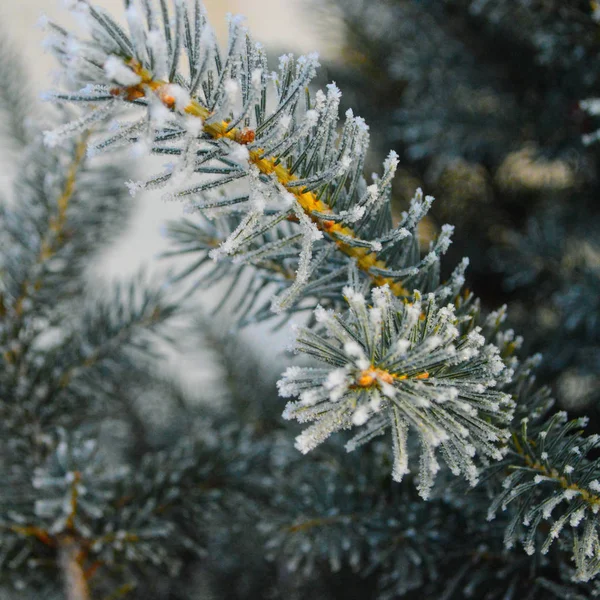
[0,1,599,598]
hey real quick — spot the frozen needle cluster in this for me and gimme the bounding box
[279,286,514,497]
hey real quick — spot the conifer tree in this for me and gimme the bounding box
[1,1,600,599]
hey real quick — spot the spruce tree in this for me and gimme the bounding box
[1,1,599,598]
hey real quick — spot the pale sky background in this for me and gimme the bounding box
[0,0,344,395]
[2,0,341,88]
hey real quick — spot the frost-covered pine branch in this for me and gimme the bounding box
[488,411,600,583]
[0,0,595,598]
[278,284,514,498]
[42,0,459,323]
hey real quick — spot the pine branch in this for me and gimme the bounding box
[279,284,514,498]
[0,276,178,452]
[1,133,89,330]
[259,442,455,594]
[0,422,276,596]
[43,0,457,319]
[0,128,130,344]
[488,412,600,582]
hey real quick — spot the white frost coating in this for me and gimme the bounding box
[271,204,323,314]
[391,412,410,481]
[150,102,174,129]
[325,369,349,402]
[294,411,345,455]
[314,305,330,323]
[210,211,261,260]
[395,339,410,355]
[339,155,352,172]
[278,53,293,72]
[344,340,364,359]
[524,541,535,556]
[104,56,142,86]
[296,52,321,81]
[305,110,319,126]
[161,84,191,111]
[325,368,347,389]
[147,30,169,78]
[367,183,379,198]
[185,116,203,137]
[130,139,151,159]
[346,343,370,371]
[224,79,240,103]
[126,4,148,64]
[229,144,250,166]
[276,368,303,398]
[436,224,455,254]
[43,102,115,148]
[251,69,263,88]
[383,150,399,175]
[422,252,438,267]
[379,380,396,399]
[352,405,370,426]
[342,286,364,305]
[570,508,586,528]
[326,82,341,102]
[125,180,144,197]
[299,389,320,406]
[542,494,568,519]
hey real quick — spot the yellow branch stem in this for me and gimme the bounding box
[65,471,82,531]
[355,366,429,389]
[120,63,409,297]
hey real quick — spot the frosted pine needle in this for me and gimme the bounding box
[43,0,459,316]
[279,285,514,498]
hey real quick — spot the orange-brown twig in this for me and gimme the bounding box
[113,62,409,297]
